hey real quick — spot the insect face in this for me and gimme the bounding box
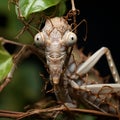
[34,17,77,84]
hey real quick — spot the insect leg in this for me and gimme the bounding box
[67,47,120,114]
[71,47,120,83]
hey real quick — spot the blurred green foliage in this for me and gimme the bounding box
[0,0,49,119]
[0,0,33,44]
[0,0,18,37]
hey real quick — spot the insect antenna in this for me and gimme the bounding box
[72,19,88,41]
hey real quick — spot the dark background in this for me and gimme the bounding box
[66,0,120,79]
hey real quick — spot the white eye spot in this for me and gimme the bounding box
[64,32,77,46]
[34,32,45,46]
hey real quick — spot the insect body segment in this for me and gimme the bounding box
[34,17,77,84]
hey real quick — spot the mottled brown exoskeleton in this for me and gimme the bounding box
[34,17,120,116]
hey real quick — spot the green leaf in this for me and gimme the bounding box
[57,0,66,16]
[0,42,13,82]
[18,0,61,18]
[43,0,66,17]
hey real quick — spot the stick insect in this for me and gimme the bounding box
[32,0,120,118]
[33,15,120,112]
[0,0,120,119]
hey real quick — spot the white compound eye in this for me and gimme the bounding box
[34,32,45,46]
[64,32,77,46]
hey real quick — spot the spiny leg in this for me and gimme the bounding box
[70,47,120,83]
[68,47,120,96]
[67,47,120,114]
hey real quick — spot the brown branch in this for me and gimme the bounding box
[0,110,23,119]
[24,106,119,118]
[0,37,24,46]
[0,106,119,119]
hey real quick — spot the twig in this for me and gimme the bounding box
[0,110,23,119]
[0,37,24,46]
[0,106,119,119]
